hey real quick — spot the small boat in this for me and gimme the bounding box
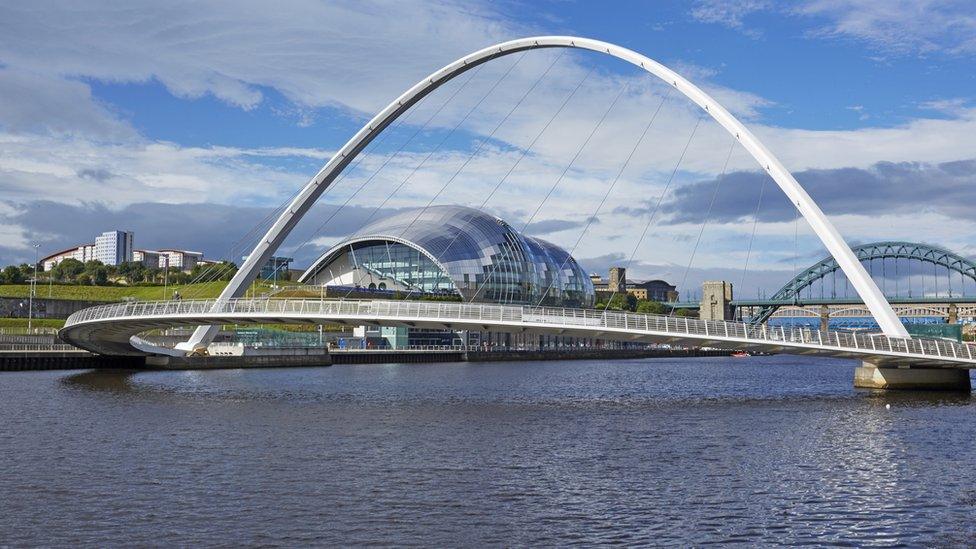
[731,350,750,358]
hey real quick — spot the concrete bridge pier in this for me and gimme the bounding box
[854,362,972,391]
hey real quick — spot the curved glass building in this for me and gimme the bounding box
[299,205,595,307]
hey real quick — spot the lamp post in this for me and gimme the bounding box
[28,244,38,331]
[162,255,169,299]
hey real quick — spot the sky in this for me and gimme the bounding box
[0,0,974,298]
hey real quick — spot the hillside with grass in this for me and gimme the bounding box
[0,280,289,302]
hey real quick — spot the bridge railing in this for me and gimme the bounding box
[63,298,975,363]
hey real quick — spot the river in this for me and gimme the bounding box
[1,356,974,546]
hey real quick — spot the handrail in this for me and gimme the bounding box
[62,298,976,365]
[0,343,84,352]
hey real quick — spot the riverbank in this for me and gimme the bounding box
[0,347,739,371]
[0,350,142,371]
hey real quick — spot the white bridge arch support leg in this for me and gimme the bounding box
[855,362,972,391]
[177,35,907,354]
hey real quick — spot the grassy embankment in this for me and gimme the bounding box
[0,317,65,329]
[0,280,293,302]
[0,281,346,332]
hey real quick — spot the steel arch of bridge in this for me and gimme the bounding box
[175,35,907,353]
[752,241,976,325]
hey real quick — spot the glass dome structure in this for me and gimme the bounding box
[299,205,595,307]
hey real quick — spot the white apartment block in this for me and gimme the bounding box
[158,249,204,271]
[41,244,96,271]
[133,249,161,268]
[40,231,206,273]
[94,230,134,266]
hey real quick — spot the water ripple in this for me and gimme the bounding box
[1,355,973,546]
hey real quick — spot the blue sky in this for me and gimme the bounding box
[0,0,974,297]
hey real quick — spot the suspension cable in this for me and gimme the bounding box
[347,63,495,234]
[471,70,623,303]
[241,63,486,299]
[178,196,294,299]
[379,52,530,247]
[180,117,410,299]
[606,113,704,313]
[179,95,427,298]
[535,88,671,307]
[672,136,736,316]
[790,213,799,328]
[352,59,594,302]
[337,59,521,298]
[426,60,594,297]
[384,51,569,301]
[738,173,766,303]
[394,51,550,241]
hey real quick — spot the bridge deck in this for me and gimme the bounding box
[60,299,976,368]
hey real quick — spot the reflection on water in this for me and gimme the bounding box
[2,356,975,546]
[61,369,140,393]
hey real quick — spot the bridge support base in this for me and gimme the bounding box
[854,363,971,391]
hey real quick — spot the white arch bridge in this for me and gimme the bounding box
[167,34,906,354]
[61,298,976,370]
[58,35,972,387]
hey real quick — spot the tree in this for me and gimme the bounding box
[212,261,238,281]
[596,292,638,312]
[117,261,147,284]
[167,269,190,285]
[91,266,109,286]
[1,265,24,284]
[636,300,666,315]
[188,261,238,282]
[52,258,85,282]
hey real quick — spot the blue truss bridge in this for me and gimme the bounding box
[668,241,976,331]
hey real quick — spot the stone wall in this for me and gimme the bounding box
[0,297,109,319]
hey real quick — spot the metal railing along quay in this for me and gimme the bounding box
[0,343,84,352]
[63,298,976,365]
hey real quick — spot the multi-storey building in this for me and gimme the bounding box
[40,244,96,271]
[132,249,161,268]
[591,268,679,302]
[94,230,134,266]
[158,249,204,271]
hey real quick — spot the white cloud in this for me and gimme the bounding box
[0,0,519,114]
[691,0,976,57]
[0,67,135,139]
[756,106,976,171]
[918,97,973,115]
[690,0,772,37]
[0,134,317,207]
[0,0,973,285]
[0,223,30,252]
[796,0,976,56]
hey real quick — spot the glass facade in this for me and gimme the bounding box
[344,241,454,294]
[301,205,595,307]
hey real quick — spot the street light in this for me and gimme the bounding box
[162,255,169,299]
[28,243,38,332]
